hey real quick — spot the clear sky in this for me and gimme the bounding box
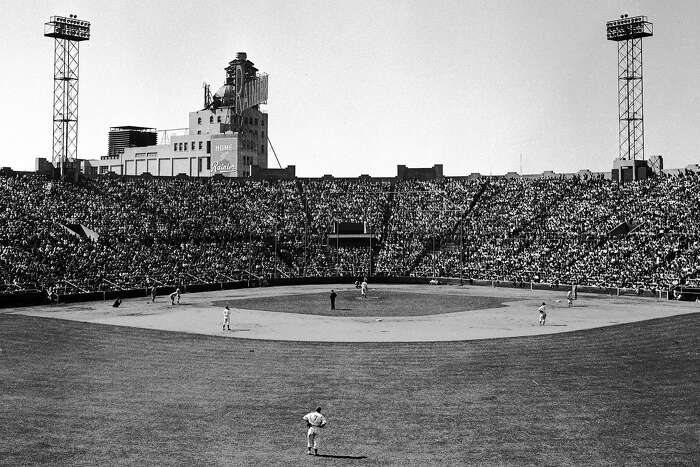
[1,0,698,177]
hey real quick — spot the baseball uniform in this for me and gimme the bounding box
[223,307,231,330]
[538,304,547,325]
[303,410,327,453]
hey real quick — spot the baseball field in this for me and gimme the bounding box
[1,284,698,465]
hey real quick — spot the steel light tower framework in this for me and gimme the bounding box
[44,15,90,176]
[606,14,653,163]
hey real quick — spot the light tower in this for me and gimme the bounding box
[606,14,653,170]
[44,15,90,177]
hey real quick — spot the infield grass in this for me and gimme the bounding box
[0,312,698,465]
[218,289,511,317]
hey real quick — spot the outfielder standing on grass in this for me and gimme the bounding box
[303,406,327,456]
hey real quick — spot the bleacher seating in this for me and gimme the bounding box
[1,171,699,295]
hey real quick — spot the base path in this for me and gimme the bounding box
[6,284,699,342]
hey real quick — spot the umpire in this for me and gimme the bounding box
[329,289,337,310]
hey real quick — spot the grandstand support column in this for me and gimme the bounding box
[274,223,278,278]
[606,14,653,179]
[368,223,372,278]
[248,229,252,287]
[460,222,464,286]
[432,233,436,278]
[303,225,308,277]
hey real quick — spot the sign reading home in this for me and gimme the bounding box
[215,144,233,152]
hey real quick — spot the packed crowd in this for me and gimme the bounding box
[1,171,699,295]
[411,172,700,291]
[374,178,483,276]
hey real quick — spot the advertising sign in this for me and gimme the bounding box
[211,159,237,175]
[236,74,268,114]
[210,137,238,176]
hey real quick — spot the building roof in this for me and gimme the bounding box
[109,126,156,132]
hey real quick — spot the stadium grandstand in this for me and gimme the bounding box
[1,167,700,303]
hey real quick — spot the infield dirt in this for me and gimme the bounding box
[7,284,699,342]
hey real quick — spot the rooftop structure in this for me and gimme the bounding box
[98,53,270,178]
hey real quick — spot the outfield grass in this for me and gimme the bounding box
[218,290,511,317]
[0,312,698,465]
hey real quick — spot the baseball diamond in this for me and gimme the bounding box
[6,284,699,342]
[1,286,698,464]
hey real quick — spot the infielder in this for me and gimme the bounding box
[223,305,231,331]
[170,287,181,305]
[361,279,368,299]
[566,290,573,307]
[302,406,327,456]
[538,302,547,325]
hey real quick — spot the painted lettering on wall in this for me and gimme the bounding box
[211,160,236,174]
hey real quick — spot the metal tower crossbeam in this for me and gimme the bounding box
[52,39,80,168]
[617,38,645,161]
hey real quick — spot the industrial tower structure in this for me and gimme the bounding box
[44,15,90,177]
[606,14,653,167]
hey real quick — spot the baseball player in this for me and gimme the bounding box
[170,287,181,305]
[223,305,231,331]
[302,406,328,456]
[538,302,547,325]
[151,286,157,303]
[566,290,573,307]
[361,279,368,299]
[329,289,337,310]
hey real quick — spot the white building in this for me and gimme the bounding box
[99,52,269,178]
